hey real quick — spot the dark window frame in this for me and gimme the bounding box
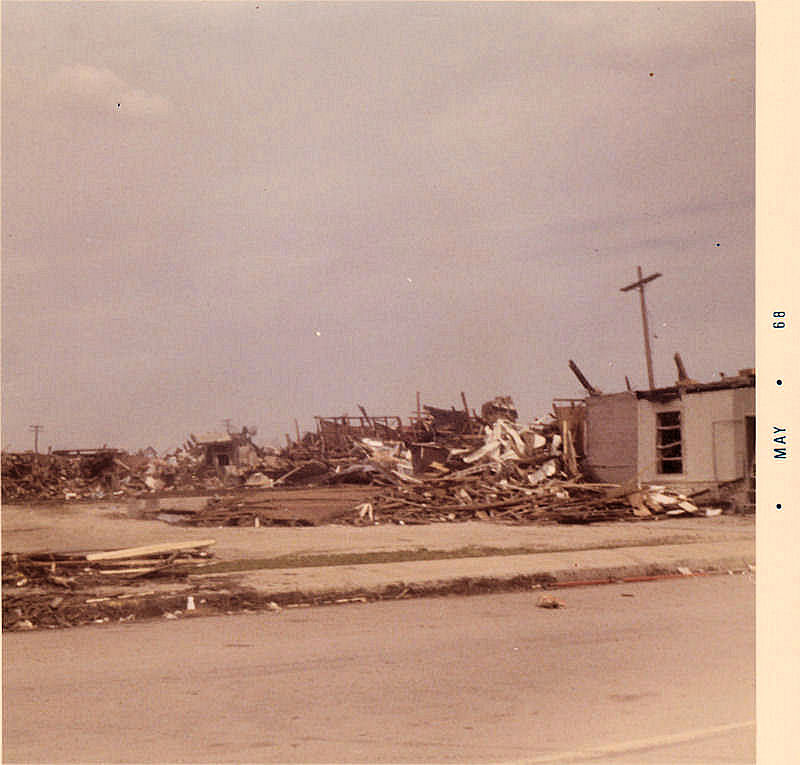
[656,410,683,474]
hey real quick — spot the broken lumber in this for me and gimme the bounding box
[85,540,216,562]
[674,352,690,382]
[568,360,601,395]
[427,496,533,514]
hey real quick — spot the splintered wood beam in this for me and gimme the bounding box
[674,352,689,381]
[358,405,376,433]
[568,360,601,395]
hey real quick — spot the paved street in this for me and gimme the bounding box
[3,576,754,763]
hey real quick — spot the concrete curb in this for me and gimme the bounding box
[93,545,754,622]
[5,541,754,630]
[202,547,753,598]
[199,539,754,595]
[109,555,754,624]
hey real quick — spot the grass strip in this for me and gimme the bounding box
[199,536,696,575]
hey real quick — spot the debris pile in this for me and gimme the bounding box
[1,450,128,503]
[2,395,724,526]
[172,404,715,526]
[3,541,216,630]
[3,540,216,588]
[1,439,267,503]
[359,478,711,526]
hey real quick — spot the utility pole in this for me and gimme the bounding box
[620,266,662,391]
[29,424,44,454]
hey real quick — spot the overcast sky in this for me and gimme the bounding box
[2,1,755,453]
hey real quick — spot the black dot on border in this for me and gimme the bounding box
[777,379,783,386]
[777,504,783,510]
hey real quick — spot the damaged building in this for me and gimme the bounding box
[190,429,261,471]
[572,360,755,510]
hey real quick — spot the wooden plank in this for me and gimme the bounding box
[358,405,375,433]
[432,496,532,514]
[85,539,216,562]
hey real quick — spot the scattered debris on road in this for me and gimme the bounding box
[537,594,565,609]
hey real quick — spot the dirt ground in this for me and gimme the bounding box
[2,487,754,562]
[2,486,378,556]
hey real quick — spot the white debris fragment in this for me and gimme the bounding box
[537,595,565,609]
[528,459,558,485]
[356,502,374,522]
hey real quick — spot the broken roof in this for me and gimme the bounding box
[192,432,233,445]
[634,370,755,402]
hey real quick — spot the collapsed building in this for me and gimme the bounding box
[2,360,754,520]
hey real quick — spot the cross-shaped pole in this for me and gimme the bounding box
[620,266,662,390]
[29,424,44,454]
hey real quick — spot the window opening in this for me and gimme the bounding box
[657,411,683,474]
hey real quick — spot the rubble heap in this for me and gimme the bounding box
[3,396,722,525]
[2,540,216,631]
[1,440,258,503]
[2,540,216,589]
[1,450,127,503]
[184,409,715,526]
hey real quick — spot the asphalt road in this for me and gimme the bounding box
[3,576,754,764]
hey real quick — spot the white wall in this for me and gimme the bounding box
[637,387,753,489]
